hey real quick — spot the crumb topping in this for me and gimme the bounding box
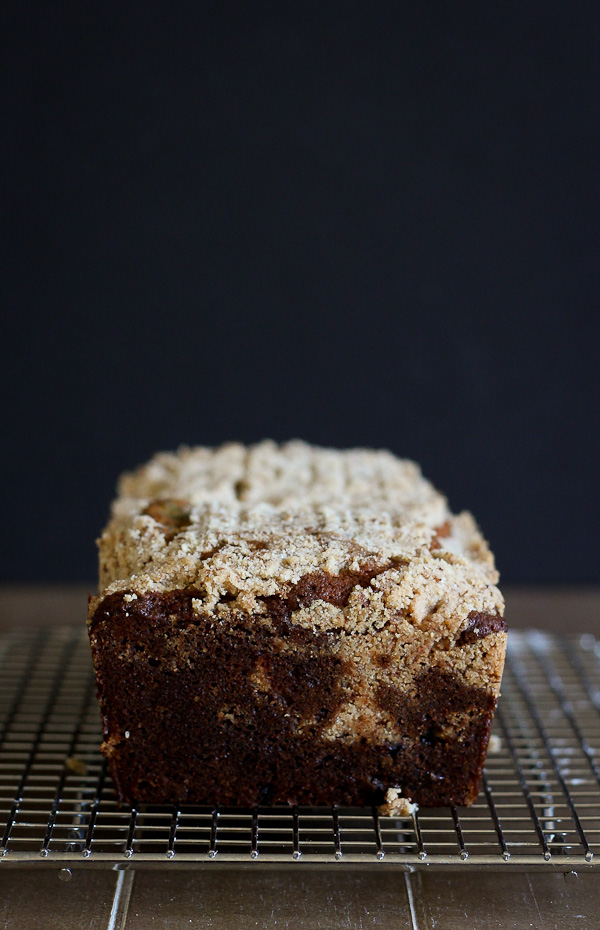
[377,787,418,817]
[94,441,503,627]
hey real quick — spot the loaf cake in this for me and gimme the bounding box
[88,441,507,809]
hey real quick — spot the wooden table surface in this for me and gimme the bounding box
[0,584,598,930]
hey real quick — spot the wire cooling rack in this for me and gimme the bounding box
[0,627,599,871]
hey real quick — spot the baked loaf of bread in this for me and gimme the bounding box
[88,441,506,809]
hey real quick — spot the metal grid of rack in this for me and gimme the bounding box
[0,627,599,871]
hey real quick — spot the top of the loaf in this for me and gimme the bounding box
[117,440,445,515]
[95,441,503,622]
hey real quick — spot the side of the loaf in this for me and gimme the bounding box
[88,572,506,808]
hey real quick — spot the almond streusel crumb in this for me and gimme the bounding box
[378,787,418,817]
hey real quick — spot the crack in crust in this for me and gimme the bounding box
[262,563,393,614]
[457,611,507,646]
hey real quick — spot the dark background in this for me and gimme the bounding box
[3,2,600,584]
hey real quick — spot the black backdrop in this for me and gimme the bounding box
[3,2,600,583]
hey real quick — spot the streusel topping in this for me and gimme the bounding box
[95,441,503,624]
